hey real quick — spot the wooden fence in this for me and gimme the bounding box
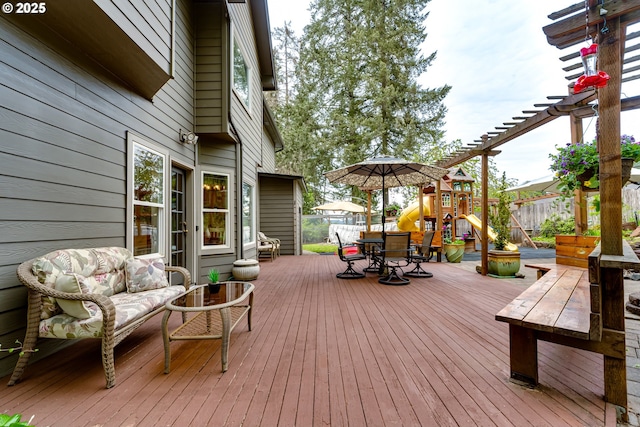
[507,186,640,244]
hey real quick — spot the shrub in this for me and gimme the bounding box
[538,214,575,238]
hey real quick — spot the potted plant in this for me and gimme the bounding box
[0,413,36,427]
[207,268,220,294]
[549,134,639,200]
[443,236,465,263]
[487,172,521,277]
[384,203,402,218]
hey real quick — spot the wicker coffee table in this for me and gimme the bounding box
[162,281,255,373]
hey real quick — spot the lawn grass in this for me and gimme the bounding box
[303,243,338,254]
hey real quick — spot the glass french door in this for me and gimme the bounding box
[171,167,188,283]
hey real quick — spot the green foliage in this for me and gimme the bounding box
[443,237,464,245]
[207,268,219,284]
[0,413,35,427]
[0,340,38,357]
[538,214,575,238]
[489,173,512,250]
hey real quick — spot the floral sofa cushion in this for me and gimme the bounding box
[31,247,132,319]
[38,285,186,339]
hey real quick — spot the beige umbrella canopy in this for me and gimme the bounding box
[324,155,449,223]
[312,200,366,213]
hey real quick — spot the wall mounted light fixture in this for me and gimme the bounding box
[179,129,199,144]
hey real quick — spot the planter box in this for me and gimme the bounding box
[555,235,599,268]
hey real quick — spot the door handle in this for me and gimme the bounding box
[182,221,188,233]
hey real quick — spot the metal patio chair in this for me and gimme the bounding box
[404,230,435,278]
[336,233,367,279]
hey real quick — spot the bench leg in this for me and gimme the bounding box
[604,356,627,417]
[509,324,538,386]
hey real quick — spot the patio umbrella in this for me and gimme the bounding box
[324,156,449,225]
[312,200,365,213]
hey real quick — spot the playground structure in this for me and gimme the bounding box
[396,167,478,247]
[395,166,526,252]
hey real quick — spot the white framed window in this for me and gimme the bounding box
[129,135,167,257]
[242,182,255,246]
[442,193,451,208]
[202,172,231,249]
[232,37,250,109]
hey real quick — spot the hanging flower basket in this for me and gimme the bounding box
[549,135,639,199]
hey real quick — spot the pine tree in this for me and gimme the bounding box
[272,0,451,210]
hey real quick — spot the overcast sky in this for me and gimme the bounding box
[267,0,640,184]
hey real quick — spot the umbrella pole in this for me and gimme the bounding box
[367,191,372,232]
[381,175,386,230]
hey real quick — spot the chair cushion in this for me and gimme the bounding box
[125,258,170,293]
[38,285,186,339]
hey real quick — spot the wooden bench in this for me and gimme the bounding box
[495,244,635,392]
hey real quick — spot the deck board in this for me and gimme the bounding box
[0,254,610,426]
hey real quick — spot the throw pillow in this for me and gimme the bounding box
[125,258,169,293]
[53,273,93,319]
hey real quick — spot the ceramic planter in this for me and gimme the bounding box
[232,258,260,281]
[444,243,464,263]
[487,250,521,277]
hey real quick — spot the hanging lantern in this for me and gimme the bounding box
[573,44,610,94]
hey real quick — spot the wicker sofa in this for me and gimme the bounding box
[8,247,190,388]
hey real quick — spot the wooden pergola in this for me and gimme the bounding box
[435,1,640,421]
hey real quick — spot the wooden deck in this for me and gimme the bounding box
[1,255,610,426]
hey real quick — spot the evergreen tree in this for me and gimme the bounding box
[272,0,450,210]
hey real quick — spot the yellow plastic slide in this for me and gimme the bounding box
[461,214,518,252]
[397,197,430,232]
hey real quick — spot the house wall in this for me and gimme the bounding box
[0,0,196,377]
[260,177,296,255]
[194,2,270,278]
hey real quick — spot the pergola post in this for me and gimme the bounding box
[480,135,490,276]
[597,15,627,417]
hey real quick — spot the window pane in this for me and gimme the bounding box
[242,183,254,244]
[134,145,164,204]
[233,40,249,106]
[203,174,228,209]
[203,212,226,246]
[134,205,159,256]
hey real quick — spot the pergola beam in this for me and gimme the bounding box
[436,90,596,169]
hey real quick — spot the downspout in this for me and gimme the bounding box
[170,0,176,78]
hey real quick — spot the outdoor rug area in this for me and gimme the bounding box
[1,254,608,426]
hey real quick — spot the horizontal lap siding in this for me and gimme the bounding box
[195,3,224,132]
[98,0,172,72]
[260,178,295,255]
[0,0,196,377]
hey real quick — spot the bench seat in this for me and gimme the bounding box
[496,265,598,341]
[494,260,626,387]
